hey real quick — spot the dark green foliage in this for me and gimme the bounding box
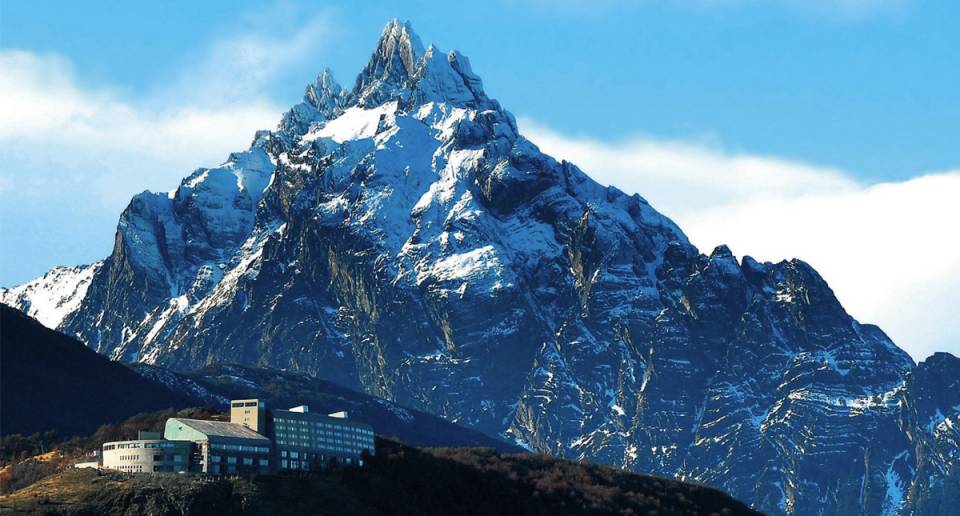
[332,439,757,515]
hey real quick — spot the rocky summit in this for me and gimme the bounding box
[4,20,959,515]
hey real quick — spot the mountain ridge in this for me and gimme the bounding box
[3,19,958,515]
[0,303,518,451]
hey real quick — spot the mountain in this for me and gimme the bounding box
[0,305,515,451]
[0,439,759,516]
[0,303,195,438]
[3,19,959,514]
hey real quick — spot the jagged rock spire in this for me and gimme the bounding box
[278,68,346,135]
[353,19,425,107]
[278,18,499,136]
[305,67,345,114]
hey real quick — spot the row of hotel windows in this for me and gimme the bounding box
[143,442,181,449]
[231,401,261,408]
[274,419,373,435]
[105,443,137,450]
[275,431,373,444]
[280,459,310,470]
[278,456,359,470]
[277,450,367,459]
[275,428,373,440]
[208,464,270,474]
[208,455,269,467]
[104,442,181,451]
[113,454,185,462]
[274,436,372,447]
[274,432,372,443]
[155,454,186,462]
[116,465,144,472]
[208,443,270,454]
[275,440,372,454]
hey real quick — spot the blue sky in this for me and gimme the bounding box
[1,0,958,359]
[4,0,958,180]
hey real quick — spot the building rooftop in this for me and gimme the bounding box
[271,409,370,427]
[166,418,271,442]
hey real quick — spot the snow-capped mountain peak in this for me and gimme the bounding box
[354,18,426,107]
[306,67,346,115]
[5,20,960,516]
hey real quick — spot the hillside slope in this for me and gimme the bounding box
[0,305,514,450]
[0,303,196,438]
[0,439,759,516]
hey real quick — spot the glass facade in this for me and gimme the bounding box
[270,411,375,471]
[203,442,270,475]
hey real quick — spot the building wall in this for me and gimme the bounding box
[230,399,266,434]
[101,439,193,473]
[201,440,272,475]
[270,411,375,470]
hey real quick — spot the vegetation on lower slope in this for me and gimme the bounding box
[0,438,759,515]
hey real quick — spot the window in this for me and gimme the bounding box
[259,459,269,467]
[281,450,287,458]
[174,455,185,463]
[290,451,299,459]
[232,402,244,408]
[210,455,221,463]
[227,457,237,464]
[243,457,253,465]
[154,455,162,461]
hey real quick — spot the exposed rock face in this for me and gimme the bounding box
[4,19,958,515]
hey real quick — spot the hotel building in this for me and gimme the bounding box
[98,399,374,475]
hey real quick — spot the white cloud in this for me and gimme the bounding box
[0,50,280,171]
[158,11,333,108]
[0,11,334,286]
[521,120,960,362]
[0,9,333,199]
[519,119,859,216]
